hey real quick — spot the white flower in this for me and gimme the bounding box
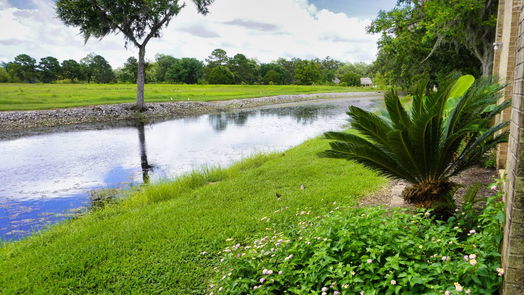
[321,292,327,295]
[343,284,349,289]
[454,282,463,292]
[218,287,223,292]
[445,291,451,295]
[322,287,328,292]
[391,280,397,285]
[469,254,477,260]
[201,251,208,255]
[469,259,477,266]
[253,285,260,290]
[334,291,340,295]
[278,270,283,275]
[419,245,423,249]
[260,278,266,283]
[284,254,294,261]
[464,255,469,261]
[465,289,471,294]
[490,185,497,190]
[366,259,373,264]
[469,229,476,234]
[442,256,449,261]
[351,271,356,275]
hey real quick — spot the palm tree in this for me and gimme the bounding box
[321,74,509,213]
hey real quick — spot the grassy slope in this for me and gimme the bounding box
[0,136,385,294]
[0,84,372,111]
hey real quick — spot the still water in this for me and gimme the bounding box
[0,97,381,240]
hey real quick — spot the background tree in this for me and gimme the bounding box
[38,57,61,83]
[165,57,203,84]
[205,48,229,68]
[155,54,178,82]
[260,63,286,85]
[91,55,115,83]
[56,0,214,109]
[207,65,235,84]
[227,54,259,84]
[121,57,139,83]
[369,0,496,88]
[61,59,82,82]
[0,67,10,82]
[6,54,37,83]
[294,59,322,85]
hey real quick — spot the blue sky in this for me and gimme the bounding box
[0,0,397,67]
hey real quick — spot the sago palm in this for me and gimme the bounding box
[321,74,509,212]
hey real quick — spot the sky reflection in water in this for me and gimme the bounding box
[0,98,381,240]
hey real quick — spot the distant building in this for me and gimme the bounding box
[360,77,373,87]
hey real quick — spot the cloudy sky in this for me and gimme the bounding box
[0,0,395,68]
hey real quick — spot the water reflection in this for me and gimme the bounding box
[137,122,154,184]
[0,97,382,240]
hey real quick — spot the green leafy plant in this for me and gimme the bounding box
[211,191,504,294]
[321,74,509,214]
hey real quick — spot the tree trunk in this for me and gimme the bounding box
[136,45,146,109]
[480,47,494,77]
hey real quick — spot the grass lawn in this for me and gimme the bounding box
[0,83,374,111]
[0,135,386,294]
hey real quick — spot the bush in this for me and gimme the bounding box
[321,74,509,215]
[210,192,504,294]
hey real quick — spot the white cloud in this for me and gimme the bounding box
[0,0,379,68]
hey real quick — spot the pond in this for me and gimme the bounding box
[0,96,382,240]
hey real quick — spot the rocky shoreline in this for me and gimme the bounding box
[0,92,383,133]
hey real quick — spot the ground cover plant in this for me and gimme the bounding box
[212,189,505,294]
[0,83,371,111]
[0,136,385,294]
[322,74,509,215]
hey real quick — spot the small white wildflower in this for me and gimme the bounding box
[284,254,294,261]
[343,284,349,289]
[469,259,478,266]
[469,229,476,234]
[351,271,356,275]
[218,287,223,292]
[469,254,477,260]
[201,251,208,255]
[390,280,397,285]
[278,270,283,275]
[464,255,469,261]
[419,245,423,249]
[210,292,214,295]
[445,291,451,295]
[454,282,463,292]
[322,287,329,292]
[321,292,327,295]
[260,278,266,283]
[442,256,449,261]
[366,259,373,264]
[334,291,340,295]
[253,285,259,290]
[465,289,471,294]
[490,185,497,191]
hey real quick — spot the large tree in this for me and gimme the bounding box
[56,0,214,109]
[369,0,497,88]
[38,56,62,83]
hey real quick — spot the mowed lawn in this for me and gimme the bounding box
[0,83,372,111]
[0,136,386,294]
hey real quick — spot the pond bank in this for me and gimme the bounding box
[0,92,382,132]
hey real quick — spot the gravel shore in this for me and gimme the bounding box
[0,91,383,132]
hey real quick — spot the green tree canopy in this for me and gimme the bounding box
[165,57,204,84]
[6,54,37,83]
[369,0,497,88]
[38,56,61,83]
[294,60,322,85]
[61,59,82,82]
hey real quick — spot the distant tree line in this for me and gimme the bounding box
[0,49,371,86]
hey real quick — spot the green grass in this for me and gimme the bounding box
[0,135,386,294]
[0,83,374,111]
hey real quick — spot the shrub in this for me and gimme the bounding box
[210,192,504,294]
[321,74,509,215]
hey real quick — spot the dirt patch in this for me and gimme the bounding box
[359,166,499,208]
